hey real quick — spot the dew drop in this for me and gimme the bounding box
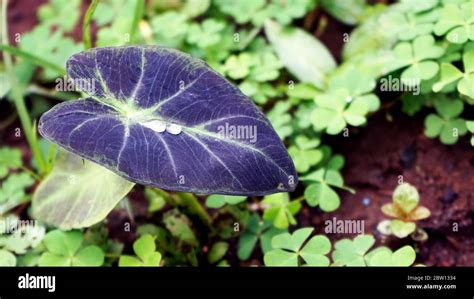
[167,123,182,135]
[345,96,353,103]
[142,120,166,132]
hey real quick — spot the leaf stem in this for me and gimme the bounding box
[1,0,46,173]
[173,193,212,227]
[0,45,65,75]
[83,0,100,49]
[129,0,144,44]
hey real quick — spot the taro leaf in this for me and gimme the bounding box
[264,20,336,89]
[39,46,297,196]
[32,150,135,229]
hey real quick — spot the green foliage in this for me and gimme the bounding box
[332,235,375,266]
[207,241,229,264]
[262,193,301,229]
[433,2,474,44]
[288,135,322,173]
[205,195,247,208]
[380,183,430,239]
[163,209,199,246]
[433,49,474,98]
[0,215,45,255]
[311,68,380,134]
[467,120,474,146]
[264,228,331,266]
[38,230,104,266]
[424,98,467,144]
[119,234,162,267]
[0,249,16,266]
[32,150,135,229]
[214,0,316,26]
[237,214,285,260]
[264,20,336,89]
[38,0,81,32]
[390,35,444,85]
[0,173,34,214]
[320,0,368,25]
[301,168,353,212]
[0,147,22,178]
[368,245,417,266]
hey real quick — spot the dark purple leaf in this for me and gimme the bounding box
[39,46,297,196]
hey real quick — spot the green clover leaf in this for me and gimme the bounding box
[301,169,346,212]
[237,214,286,260]
[150,12,190,48]
[38,230,104,266]
[119,234,162,267]
[262,193,301,229]
[239,81,282,105]
[368,245,416,266]
[0,249,16,266]
[311,68,380,135]
[424,98,467,144]
[205,195,247,209]
[264,228,331,266]
[396,11,437,41]
[434,2,474,44]
[332,235,376,266]
[187,19,227,49]
[38,0,81,32]
[267,101,293,139]
[0,147,22,179]
[390,35,444,85]
[433,49,474,99]
[19,25,82,79]
[288,135,323,173]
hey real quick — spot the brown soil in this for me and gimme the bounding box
[307,110,474,266]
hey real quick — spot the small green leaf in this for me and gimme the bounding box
[0,147,22,178]
[32,150,135,229]
[264,20,336,89]
[208,242,229,264]
[0,249,16,266]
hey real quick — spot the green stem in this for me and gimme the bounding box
[1,0,46,173]
[83,0,100,49]
[0,45,65,75]
[174,193,212,226]
[129,0,144,44]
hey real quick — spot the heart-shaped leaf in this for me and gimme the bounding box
[39,46,297,196]
[32,150,135,229]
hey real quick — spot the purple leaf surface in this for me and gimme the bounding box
[39,46,297,195]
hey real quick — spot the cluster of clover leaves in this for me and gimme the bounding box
[2,0,471,266]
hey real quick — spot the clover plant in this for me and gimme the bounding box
[119,234,162,267]
[264,228,331,266]
[237,214,286,260]
[38,230,104,266]
[378,183,430,239]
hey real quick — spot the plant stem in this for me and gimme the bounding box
[174,193,212,226]
[129,0,144,44]
[0,45,65,75]
[1,0,46,173]
[83,0,100,49]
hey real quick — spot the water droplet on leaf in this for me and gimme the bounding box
[167,123,182,135]
[142,120,166,132]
